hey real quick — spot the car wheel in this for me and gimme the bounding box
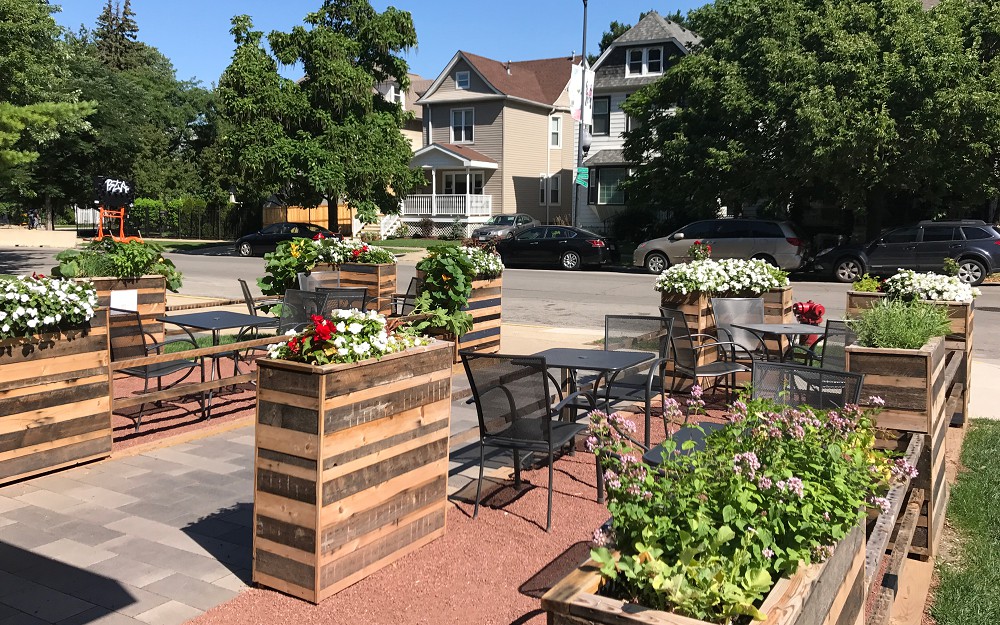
[238,242,253,257]
[957,258,986,286]
[645,252,668,274]
[561,251,582,271]
[752,254,777,267]
[833,258,863,283]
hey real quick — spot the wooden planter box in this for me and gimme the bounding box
[312,263,396,316]
[847,291,973,425]
[253,340,453,603]
[542,524,864,625]
[660,286,793,337]
[85,275,167,341]
[457,276,502,357]
[0,310,112,485]
[846,337,948,558]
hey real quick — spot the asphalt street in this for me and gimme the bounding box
[3,245,999,360]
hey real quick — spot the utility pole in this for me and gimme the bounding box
[571,0,589,228]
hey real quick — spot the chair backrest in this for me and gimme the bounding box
[751,362,864,409]
[298,271,340,291]
[108,307,149,362]
[604,314,672,359]
[460,351,557,442]
[817,319,857,371]
[238,279,258,316]
[278,289,330,333]
[711,298,764,352]
[659,306,698,370]
[397,277,422,316]
[316,287,369,312]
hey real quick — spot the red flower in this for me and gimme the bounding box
[31,272,45,279]
[352,249,361,257]
[314,323,332,342]
[694,240,701,245]
[310,314,325,324]
[288,337,301,354]
[313,232,325,240]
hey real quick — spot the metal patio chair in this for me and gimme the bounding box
[751,361,864,409]
[711,297,770,361]
[315,286,369,312]
[277,289,331,333]
[659,306,754,402]
[790,319,857,371]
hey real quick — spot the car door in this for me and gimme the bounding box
[543,227,579,265]
[866,226,918,272]
[256,224,284,252]
[916,225,958,271]
[506,226,547,264]
[667,221,716,262]
[706,220,752,259]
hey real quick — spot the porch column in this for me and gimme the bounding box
[465,167,471,216]
[431,167,437,216]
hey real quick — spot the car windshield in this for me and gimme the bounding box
[486,216,516,226]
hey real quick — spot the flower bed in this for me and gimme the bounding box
[654,258,789,297]
[260,237,396,296]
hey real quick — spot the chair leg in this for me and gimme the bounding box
[595,451,605,504]
[546,449,554,532]
[135,402,144,433]
[512,450,522,488]
[473,442,485,520]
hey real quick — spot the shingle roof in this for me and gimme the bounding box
[583,149,627,167]
[437,144,497,164]
[614,11,702,49]
[459,51,580,105]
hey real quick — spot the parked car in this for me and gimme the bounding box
[235,222,339,257]
[494,226,616,270]
[632,219,806,274]
[470,213,540,241]
[812,220,1000,286]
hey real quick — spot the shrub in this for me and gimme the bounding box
[849,299,951,349]
[942,257,959,277]
[417,217,434,238]
[851,273,881,292]
[413,245,476,337]
[52,239,183,292]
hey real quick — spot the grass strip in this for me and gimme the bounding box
[929,419,1000,625]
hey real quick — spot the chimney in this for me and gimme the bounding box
[506,61,511,75]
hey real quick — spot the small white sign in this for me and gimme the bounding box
[109,289,138,311]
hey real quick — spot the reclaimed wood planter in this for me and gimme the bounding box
[542,524,864,625]
[252,340,453,603]
[846,337,948,558]
[846,291,973,425]
[312,263,397,316]
[457,276,502,357]
[85,275,167,341]
[660,286,794,336]
[0,310,112,485]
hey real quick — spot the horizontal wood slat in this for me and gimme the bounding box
[312,263,396,316]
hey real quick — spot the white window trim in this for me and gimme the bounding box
[625,47,665,77]
[549,115,562,148]
[539,175,546,206]
[451,108,474,143]
[455,70,470,90]
[549,173,560,205]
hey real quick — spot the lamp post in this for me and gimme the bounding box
[572,0,589,228]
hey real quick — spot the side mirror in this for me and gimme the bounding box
[670,232,685,241]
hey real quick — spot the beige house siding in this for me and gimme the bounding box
[422,59,497,102]
[424,100,504,208]
[502,102,553,221]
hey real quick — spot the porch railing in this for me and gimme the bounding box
[402,194,492,217]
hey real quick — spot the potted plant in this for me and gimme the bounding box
[411,245,477,363]
[254,310,453,603]
[846,298,952,557]
[543,399,902,625]
[0,275,111,485]
[259,236,397,314]
[456,244,504,356]
[51,239,181,339]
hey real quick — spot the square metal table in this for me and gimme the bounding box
[531,347,655,415]
[731,322,833,362]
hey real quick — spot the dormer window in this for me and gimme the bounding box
[456,71,470,90]
[625,47,664,77]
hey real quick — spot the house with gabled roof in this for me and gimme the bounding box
[402,51,581,235]
[580,12,701,232]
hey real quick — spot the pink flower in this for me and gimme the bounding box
[762,548,774,558]
[869,395,886,407]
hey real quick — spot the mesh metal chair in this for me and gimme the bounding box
[315,287,369,311]
[277,289,330,333]
[791,319,856,371]
[238,278,281,319]
[752,362,864,409]
[601,314,674,447]
[711,297,770,361]
[461,351,596,531]
[109,308,205,432]
[659,306,754,401]
[392,277,422,316]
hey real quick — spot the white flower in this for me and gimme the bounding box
[347,322,363,334]
[336,321,346,333]
[338,347,349,356]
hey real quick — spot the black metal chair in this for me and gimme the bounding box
[601,314,674,447]
[108,308,205,432]
[751,362,864,409]
[277,289,330,333]
[790,319,857,371]
[315,286,369,311]
[238,278,281,320]
[460,350,596,531]
[659,306,754,401]
[392,277,422,316]
[711,297,770,361]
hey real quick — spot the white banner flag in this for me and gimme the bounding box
[570,63,595,125]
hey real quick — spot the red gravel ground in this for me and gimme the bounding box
[187,399,734,625]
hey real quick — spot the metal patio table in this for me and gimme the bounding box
[731,322,843,362]
[530,347,654,417]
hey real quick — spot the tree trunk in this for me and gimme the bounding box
[44,194,53,231]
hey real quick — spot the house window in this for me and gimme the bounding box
[539,174,562,205]
[549,115,562,148]
[539,176,546,205]
[549,174,560,205]
[456,71,470,90]
[451,108,474,143]
[626,115,642,132]
[625,47,665,76]
[444,172,483,195]
[596,168,627,205]
[592,97,610,136]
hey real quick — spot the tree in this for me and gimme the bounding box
[217,1,424,223]
[94,0,139,70]
[622,0,1000,237]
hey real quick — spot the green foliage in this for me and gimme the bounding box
[589,397,895,622]
[217,2,424,224]
[851,273,881,292]
[943,257,960,277]
[413,245,475,337]
[608,204,680,246]
[259,239,320,297]
[848,299,951,349]
[52,239,183,292]
[93,0,141,70]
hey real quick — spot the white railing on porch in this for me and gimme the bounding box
[402,194,492,217]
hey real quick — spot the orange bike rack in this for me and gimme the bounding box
[95,205,143,243]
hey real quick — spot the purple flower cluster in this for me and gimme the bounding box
[890,458,919,481]
[775,476,805,498]
[868,395,886,407]
[733,452,761,478]
[593,527,610,547]
[867,495,891,513]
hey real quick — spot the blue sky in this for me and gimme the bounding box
[52,1,704,86]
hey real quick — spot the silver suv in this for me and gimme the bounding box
[633,219,806,274]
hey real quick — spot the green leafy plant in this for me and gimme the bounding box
[265,309,428,365]
[259,237,396,296]
[52,240,183,292]
[588,394,903,623]
[851,273,881,292]
[848,299,951,349]
[942,257,959,277]
[418,217,434,238]
[413,245,476,337]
